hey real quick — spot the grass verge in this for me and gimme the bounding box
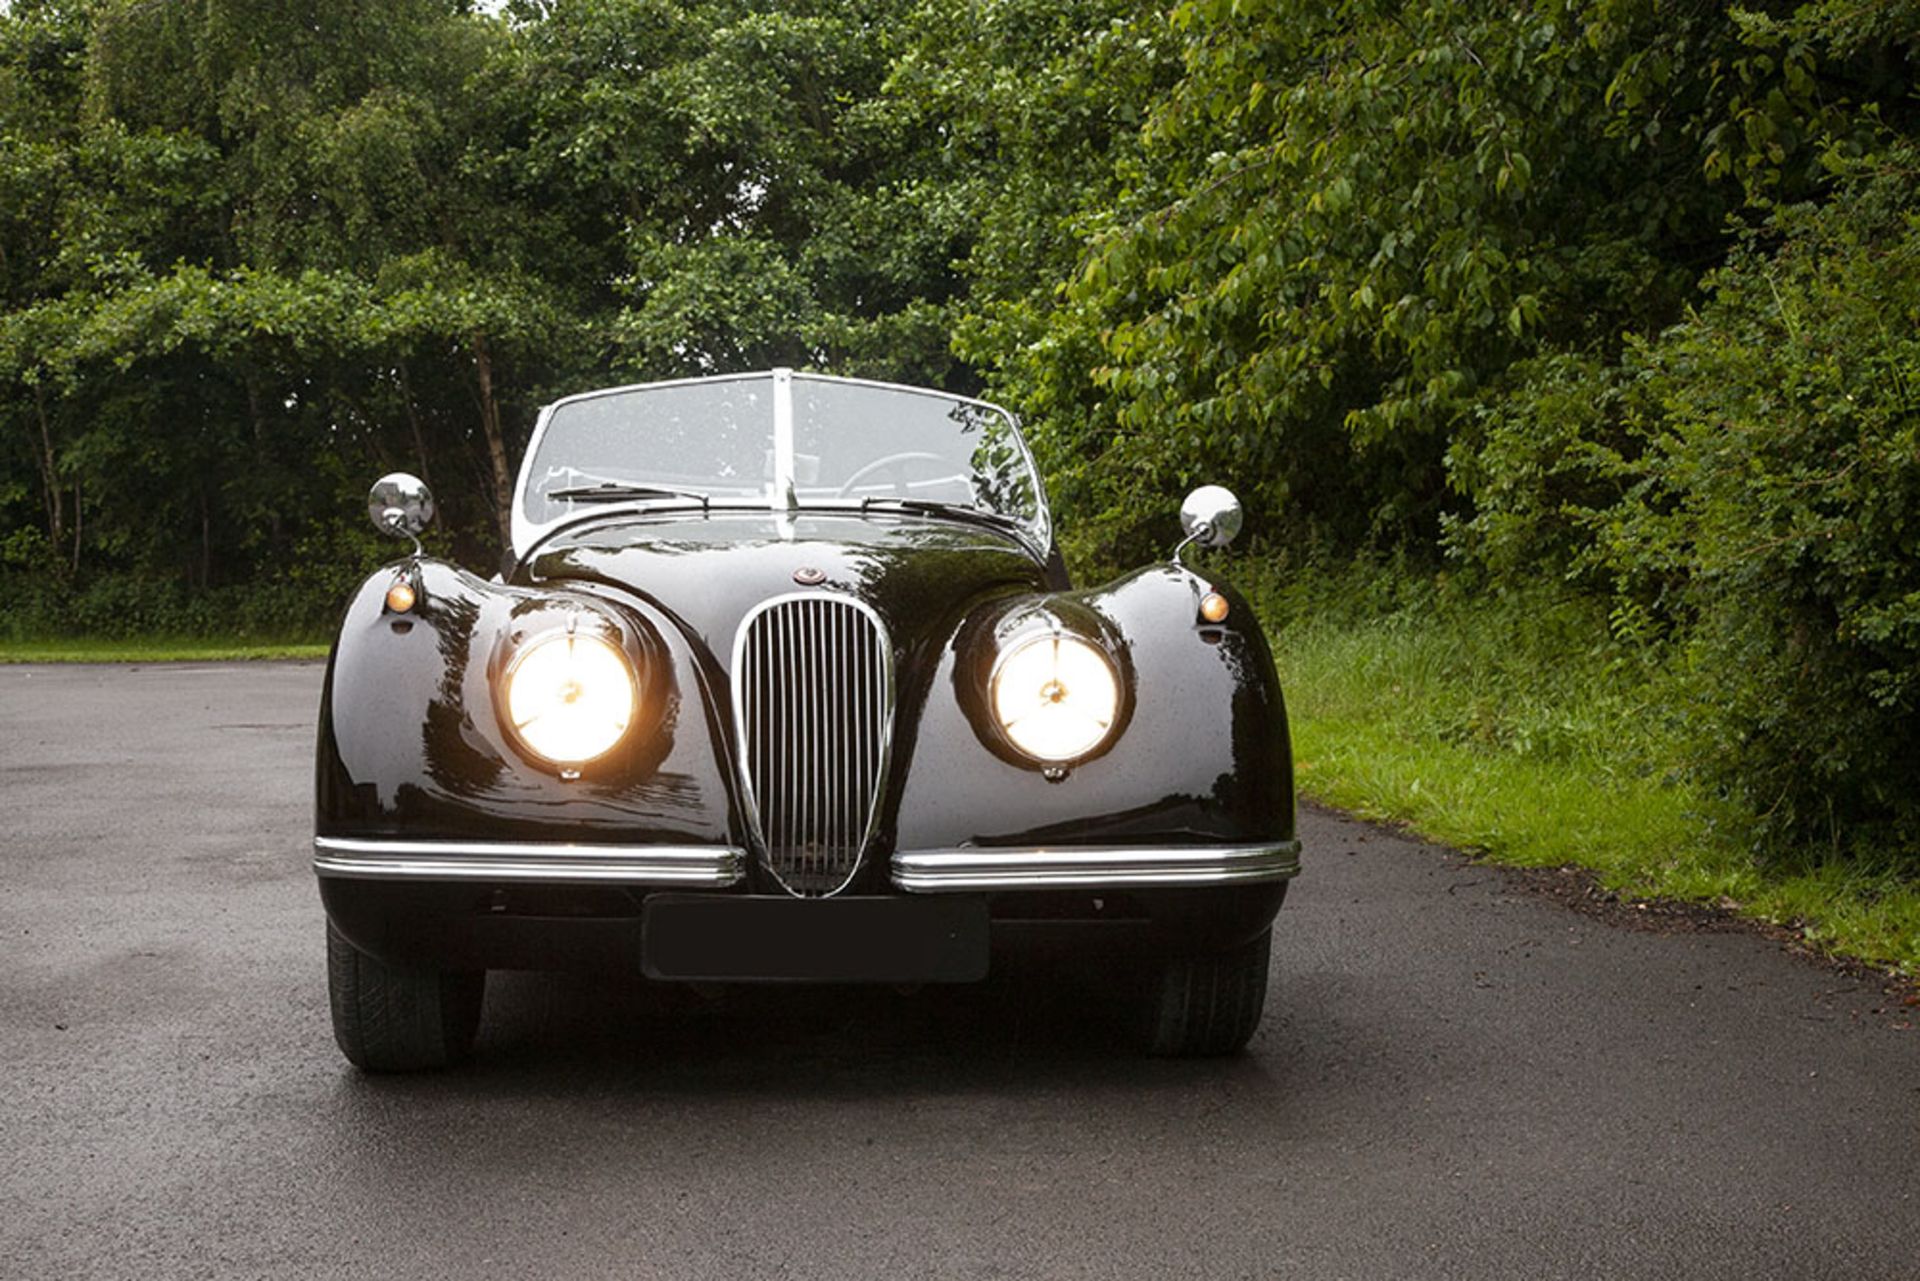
[0,637,328,663]
[1232,557,1920,977]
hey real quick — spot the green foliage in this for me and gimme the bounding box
[1625,161,1920,855]
[950,0,1754,562]
[0,0,971,616]
[888,0,1182,561]
[1448,141,1920,857]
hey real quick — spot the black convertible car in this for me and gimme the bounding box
[315,370,1299,1069]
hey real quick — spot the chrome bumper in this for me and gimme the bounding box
[314,837,1298,893]
[312,836,746,887]
[891,842,1302,893]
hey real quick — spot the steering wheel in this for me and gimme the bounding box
[834,451,951,498]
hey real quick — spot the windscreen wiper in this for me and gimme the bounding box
[546,482,710,506]
[858,497,1024,533]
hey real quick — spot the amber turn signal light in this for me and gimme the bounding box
[1199,591,1230,623]
[385,579,417,613]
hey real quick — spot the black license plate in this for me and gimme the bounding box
[641,894,989,983]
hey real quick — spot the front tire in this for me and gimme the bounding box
[1144,928,1272,1057]
[326,922,485,1072]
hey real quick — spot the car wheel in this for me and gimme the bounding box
[1144,928,1272,1057]
[326,922,485,1072]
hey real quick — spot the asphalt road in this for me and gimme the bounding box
[2,661,1916,1280]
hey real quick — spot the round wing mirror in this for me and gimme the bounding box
[1179,484,1243,551]
[368,472,435,542]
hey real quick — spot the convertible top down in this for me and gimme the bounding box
[316,370,1299,1068]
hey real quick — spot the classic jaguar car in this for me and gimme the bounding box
[315,369,1299,1069]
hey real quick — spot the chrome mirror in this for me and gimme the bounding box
[368,472,434,556]
[1174,485,1243,563]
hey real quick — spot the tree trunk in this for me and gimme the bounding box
[71,479,82,574]
[396,358,433,490]
[244,374,283,556]
[31,383,63,546]
[470,331,514,550]
[199,485,213,591]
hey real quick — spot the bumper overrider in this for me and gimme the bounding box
[311,836,1301,892]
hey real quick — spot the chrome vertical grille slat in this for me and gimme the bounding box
[732,593,892,897]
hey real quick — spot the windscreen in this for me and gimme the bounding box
[788,378,1041,521]
[521,374,773,519]
[520,374,1045,535]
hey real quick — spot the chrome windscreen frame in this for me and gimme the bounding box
[508,369,1053,561]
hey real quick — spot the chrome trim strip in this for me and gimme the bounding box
[771,365,795,513]
[312,836,745,886]
[891,842,1302,892]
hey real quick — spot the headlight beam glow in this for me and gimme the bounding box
[990,630,1120,763]
[504,630,637,766]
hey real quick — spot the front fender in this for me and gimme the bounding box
[890,564,1295,850]
[315,558,745,846]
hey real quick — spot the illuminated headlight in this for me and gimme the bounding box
[990,631,1120,763]
[503,631,637,766]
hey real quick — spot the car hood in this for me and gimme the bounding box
[522,509,1049,663]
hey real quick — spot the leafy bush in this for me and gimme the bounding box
[1620,161,1920,856]
[0,459,396,642]
[1450,151,1920,858]
[952,0,1753,564]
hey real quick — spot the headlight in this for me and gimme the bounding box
[503,630,637,765]
[990,631,1120,763]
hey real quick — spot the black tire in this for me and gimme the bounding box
[1144,928,1272,1057]
[326,922,486,1072]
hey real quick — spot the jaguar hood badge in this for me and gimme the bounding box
[792,566,827,586]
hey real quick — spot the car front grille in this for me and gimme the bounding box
[732,594,893,896]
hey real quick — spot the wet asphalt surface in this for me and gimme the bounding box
[2,661,1917,1280]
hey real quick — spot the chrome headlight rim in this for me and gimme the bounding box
[987,622,1125,767]
[498,621,640,769]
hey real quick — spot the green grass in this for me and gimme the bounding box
[1232,558,1920,977]
[0,637,328,663]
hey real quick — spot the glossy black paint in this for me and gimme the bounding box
[318,554,743,847]
[897,564,1293,851]
[526,509,1051,673]
[316,504,1296,972]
